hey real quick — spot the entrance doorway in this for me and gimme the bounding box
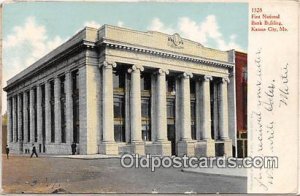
[167,125,176,155]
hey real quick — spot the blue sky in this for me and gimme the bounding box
[2,2,248,113]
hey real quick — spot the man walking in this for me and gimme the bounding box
[30,144,38,158]
[5,145,9,159]
[71,142,77,155]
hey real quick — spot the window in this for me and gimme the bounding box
[166,76,175,93]
[141,72,151,91]
[141,98,151,118]
[113,69,126,89]
[26,91,30,142]
[34,88,37,142]
[191,101,196,140]
[114,97,125,119]
[167,100,175,119]
[190,80,195,94]
[114,124,125,142]
[142,124,151,141]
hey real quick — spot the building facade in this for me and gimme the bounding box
[235,51,247,158]
[4,25,236,156]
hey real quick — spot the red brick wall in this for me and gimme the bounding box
[235,51,247,135]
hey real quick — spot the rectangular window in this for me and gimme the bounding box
[142,124,151,141]
[113,69,126,89]
[141,72,151,91]
[190,80,195,94]
[141,98,151,118]
[166,76,175,93]
[191,101,196,140]
[113,96,125,142]
[167,100,175,119]
[15,96,18,142]
[114,124,125,142]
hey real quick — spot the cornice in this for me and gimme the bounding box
[101,39,234,69]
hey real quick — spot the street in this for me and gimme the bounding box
[2,155,246,194]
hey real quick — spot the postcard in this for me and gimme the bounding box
[0,0,299,194]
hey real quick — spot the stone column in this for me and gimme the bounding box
[99,61,118,155]
[65,72,73,144]
[7,97,12,143]
[195,75,215,157]
[219,77,229,139]
[45,81,51,144]
[12,96,17,143]
[154,68,171,155]
[17,94,23,143]
[128,64,145,155]
[54,77,61,143]
[23,92,28,143]
[36,85,43,144]
[29,88,35,143]
[177,72,195,156]
[219,77,232,156]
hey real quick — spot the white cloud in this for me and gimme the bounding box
[84,20,101,29]
[148,15,244,52]
[2,16,65,114]
[147,18,175,34]
[117,21,124,27]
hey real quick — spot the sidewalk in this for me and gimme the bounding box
[182,166,247,178]
[48,154,121,159]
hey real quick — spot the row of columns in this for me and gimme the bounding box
[100,61,230,144]
[8,71,75,145]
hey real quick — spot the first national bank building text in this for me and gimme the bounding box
[4,25,237,157]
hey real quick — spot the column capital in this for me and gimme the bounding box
[128,64,144,73]
[101,61,117,69]
[222,77,230,84]
[180,72,193,79]
[203,75,213,81]
[157,68,169,75]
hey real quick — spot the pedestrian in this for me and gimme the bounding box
[71,142,77,155]
[30,144,38,158]
[5,145,9,159]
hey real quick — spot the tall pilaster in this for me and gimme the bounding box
[219,77,229,139]
[195,75,215,157]
[128,64,145,155]
[99,61,118,155]
[54,77,61,143]
[12,96,17,143]
[7,98,12,143]
[177,72,195,156]
[23,92,29,143]
[17,94,23,143]
[36,85,43,143]
[153,68,171,155]
[201,75,213,140]
[29,88,35,143]
[180,72,192,141]
[219,77,232,156]
[65,72,73,144]
[45,82,51,144]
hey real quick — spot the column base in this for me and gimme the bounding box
[99,142,119,155]
[131,142,145,155]
[177,140,195,157]
[153,141,171,156]
[195,139,215,157]
[223,139,233,157]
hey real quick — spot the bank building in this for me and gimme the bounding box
[4,25,237,157]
